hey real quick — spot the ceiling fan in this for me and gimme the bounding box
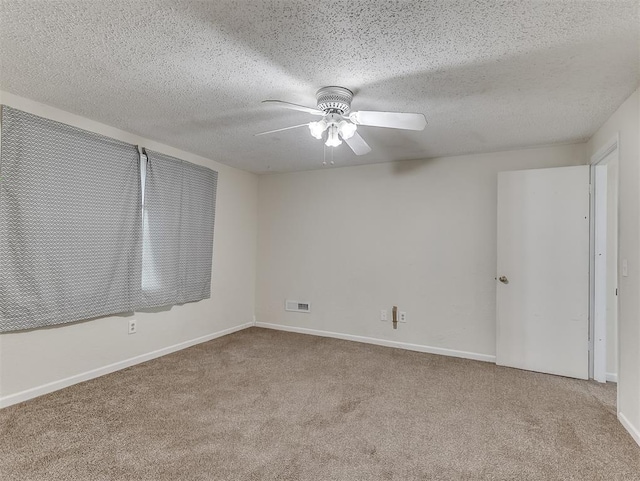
[256,86,427,156]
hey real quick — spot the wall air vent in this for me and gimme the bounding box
[285,300,311,313]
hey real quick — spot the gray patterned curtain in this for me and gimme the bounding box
[140,150,217,308]
[0,106,142,332]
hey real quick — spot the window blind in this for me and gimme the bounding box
[0,106,142,332]
[140,149,217,308]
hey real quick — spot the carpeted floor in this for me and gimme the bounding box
[1,327,639,480]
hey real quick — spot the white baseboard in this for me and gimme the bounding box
[618,412,640,448]
[606,372,618,383]
[0,322,254,409]
[254,322,496,363]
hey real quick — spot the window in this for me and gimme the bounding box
[139,149,217,308]
[0,107,218,332]
[0,106,142,331]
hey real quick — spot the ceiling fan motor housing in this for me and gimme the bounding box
[316,86,353,115]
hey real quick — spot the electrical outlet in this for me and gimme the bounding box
[380,309,388,321]
[128,319,137,334]
[399,311,407,323]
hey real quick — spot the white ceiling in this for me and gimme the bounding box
[1,1,638,173]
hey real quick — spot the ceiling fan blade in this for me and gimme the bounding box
[344,131,372,156]
[262,100,324,116]
[350,111,427,131]
[254,123,309,136]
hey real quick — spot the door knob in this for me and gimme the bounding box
[498,276,509,284]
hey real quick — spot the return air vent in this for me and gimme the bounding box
[285,300,311,313]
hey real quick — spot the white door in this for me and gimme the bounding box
[496,165,590,379]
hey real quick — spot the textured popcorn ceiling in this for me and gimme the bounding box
[0,1,638,173]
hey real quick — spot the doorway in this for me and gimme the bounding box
[590,138,619,386]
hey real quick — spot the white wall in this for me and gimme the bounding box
[256,143,584,359]
[0,92,258,405]
[587,88,640,445]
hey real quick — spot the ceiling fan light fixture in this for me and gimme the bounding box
[308,120,327,139]
[338,120,357,140]
[259,85,426,157]
[325,124,342,147]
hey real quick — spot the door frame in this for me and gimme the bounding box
[589,135,619,384]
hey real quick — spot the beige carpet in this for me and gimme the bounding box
[1,327,639,480]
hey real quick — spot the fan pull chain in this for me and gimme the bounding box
[321,132,335,166]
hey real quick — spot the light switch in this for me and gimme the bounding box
[622,259,628,277]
